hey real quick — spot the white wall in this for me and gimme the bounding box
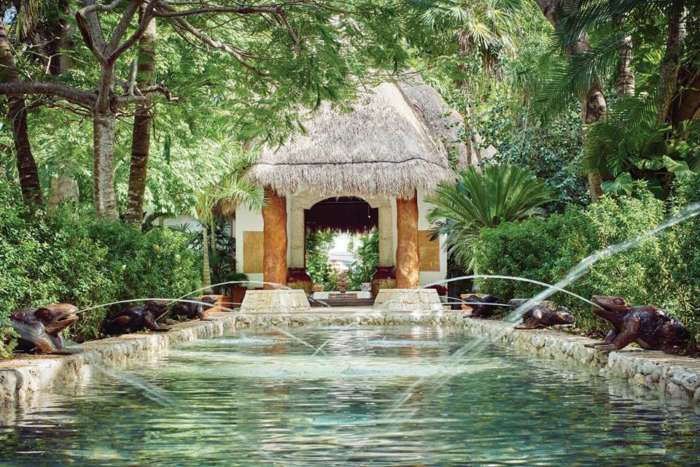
[157,214,202,232]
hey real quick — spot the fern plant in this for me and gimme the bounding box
[427,164,553,269]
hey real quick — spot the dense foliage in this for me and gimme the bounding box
[0,183,200,357]
[476,103,589,205]
[305,230,338,291]
[471,176,700,337]
[347,229,379,291]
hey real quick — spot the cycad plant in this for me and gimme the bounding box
[194,156,263,290]
[428,164,552,269]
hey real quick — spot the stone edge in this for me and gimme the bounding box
[461,318,700,405]
[2,311,699,413]
[0,312,238,413]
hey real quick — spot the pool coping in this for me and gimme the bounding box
[0,309,464,417]
[1,309,699,417]
[0,312,238,418]
[461,318,700,404]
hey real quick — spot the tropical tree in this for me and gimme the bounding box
[529,0,608,200]
[528,0,700,197]
[408,0,516,80]
[194,155,262,290]
[0,0,409,218]
[428,164,553,268]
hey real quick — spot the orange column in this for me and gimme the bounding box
[263,187,287,288]
[395,193,420,288]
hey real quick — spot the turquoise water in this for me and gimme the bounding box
[1,325,699,465]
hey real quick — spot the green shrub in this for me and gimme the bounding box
[0,182,201,356]
[666,174,700,332]
[84,220,201,301]
[348,229,379,290]
[473,185,699,336]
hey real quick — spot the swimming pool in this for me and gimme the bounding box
[1,325,699,465]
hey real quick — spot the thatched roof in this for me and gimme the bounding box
[248,75,470,198]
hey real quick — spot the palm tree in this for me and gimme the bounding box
[194,156,263,290]
[427,164,552,269]
[415,0,516,75]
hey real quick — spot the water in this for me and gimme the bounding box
[377,201,700,422]
[2,325,699,466]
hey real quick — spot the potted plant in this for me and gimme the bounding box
[221,271,249,309]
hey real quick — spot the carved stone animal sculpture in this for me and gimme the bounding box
[169,295,218,321]
[511,300,575,329]
[461,294,503,318]
[585,296,691,354]
[101,301,170,336]
[11,304,79,354]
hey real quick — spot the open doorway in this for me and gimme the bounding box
[304,197,379,304]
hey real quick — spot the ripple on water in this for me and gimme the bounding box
[162,351,507,381]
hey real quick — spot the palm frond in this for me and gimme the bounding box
[524,32,626,121]
[583,94,664,176]
[193,155,263,223]
[560,0,667,46]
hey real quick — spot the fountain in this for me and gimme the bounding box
[2,202,699,465]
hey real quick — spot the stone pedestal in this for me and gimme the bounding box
[239,289,311,314]
[373,288,443,313]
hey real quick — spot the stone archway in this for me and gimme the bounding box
[288,192,393,270]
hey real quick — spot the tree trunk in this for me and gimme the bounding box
[262,188,288,288]
[9,99,43,208]
[587,171,604,201]
[671,67,700,125]
[616,18,635,98]
[0,22,43,209]
[125,16,157,225]
[93,111,118,219]
[202,227,212,291]
[582,86,606,202]
[657,0,686,125]
[395,194,420,289]
[535,0,608,201]
[45,0,71,76]
[92,61,119,219]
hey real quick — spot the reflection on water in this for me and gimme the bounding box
[1,326,699,466]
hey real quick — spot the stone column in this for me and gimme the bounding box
[263,187,287,288]
[377,202,394,266]
[289,199,305,268]
[395,193,420,288]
